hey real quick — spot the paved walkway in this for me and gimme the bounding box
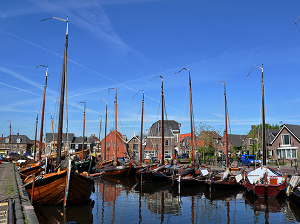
[0,162,13,224]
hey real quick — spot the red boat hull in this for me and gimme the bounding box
[243,179,287,198]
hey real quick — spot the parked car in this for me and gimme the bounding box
[240,154,260,166]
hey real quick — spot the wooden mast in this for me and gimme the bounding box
[114,89,118,165]
[98,116,102,153]
[82,101,86,160]
[55,17,68,166]
[139,91,144,166]
[161,77,165,165]
[104,101,108,161]
[261,65,266,167]
[38,65,48,161]
[176,68,194,164]
[223,82,229,168]
[187,70,194,165]
[34,115,38,159]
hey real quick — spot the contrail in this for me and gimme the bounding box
[0,82,40,96]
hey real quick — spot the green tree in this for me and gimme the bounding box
[194,122,222,161]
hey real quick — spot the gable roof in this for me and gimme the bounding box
[270,124,300,144]
[127,135,140,143]
[0,135,33,144]
[227,134,247,146]
[148,120,181,137]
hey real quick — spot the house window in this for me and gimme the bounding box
[133,139,136,143]
[75,144,78,149]
[281,134,291,146]
[5,138,9,143]
[277,149,296,159]
[165,140,169,146]
[13,144,17,149]
[106,142,110,146]
[17,138,22,143]
[2,144,4,148]
[19,145,23,149]
[133,144,138,150]
[220,141,225,147]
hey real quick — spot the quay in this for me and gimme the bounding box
[0,160,297,224]
[0,161,38,224]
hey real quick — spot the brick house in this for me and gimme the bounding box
[100,131,127,160]
[127,135,144,160]
[0,133,33,155]
[270,124,300,160]
[145,120,181,160]
[243,125,279,159]
[217,133,247,157]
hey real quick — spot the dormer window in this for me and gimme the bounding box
[281,134,291,146]
[17,138,22,143]
[5,138,9,143]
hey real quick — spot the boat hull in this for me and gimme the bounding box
[243,179,287,198]
[19,165,44,180]
[205,180,243,190]
[135,171,170,183]
[24,170,94,206]
[96,164,136,177]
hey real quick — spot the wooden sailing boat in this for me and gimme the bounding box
[243,65,287,197]
[135,76,176,183]
[19,66,48,180]
[94,89,136,177]
[205,81,244,189]
[24,16,94,206]
[74,101,95,173]
[171,68,209,187]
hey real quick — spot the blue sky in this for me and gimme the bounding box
[1,0,300,141]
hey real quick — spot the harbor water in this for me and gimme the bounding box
[34,176,300,224]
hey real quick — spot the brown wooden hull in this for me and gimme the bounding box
[24,170,94,206]
[97,164,136,177]
[19,165,44,180]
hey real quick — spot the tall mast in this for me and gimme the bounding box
[133,90,144,165]
[176,68,194,164]
[223,82,229,168]
[104,101,108,160]
[140,91,144,165]
[261,65,266,166]
[82,101,86,160]
[246,64,265,166]
[98,116,102,153]
[39,16,68,166]
[161,77,165,165]
[34,115,38,159]
[114,89,118,165]
[37,65,48,161]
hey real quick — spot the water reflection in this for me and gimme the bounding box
[35,201,94,224]
[34,176,300,223]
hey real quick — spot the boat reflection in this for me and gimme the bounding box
[34,201,94,224]
[203,185,244,201]
[244,192,287,213]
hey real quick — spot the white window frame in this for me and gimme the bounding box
[281,134,291,146]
